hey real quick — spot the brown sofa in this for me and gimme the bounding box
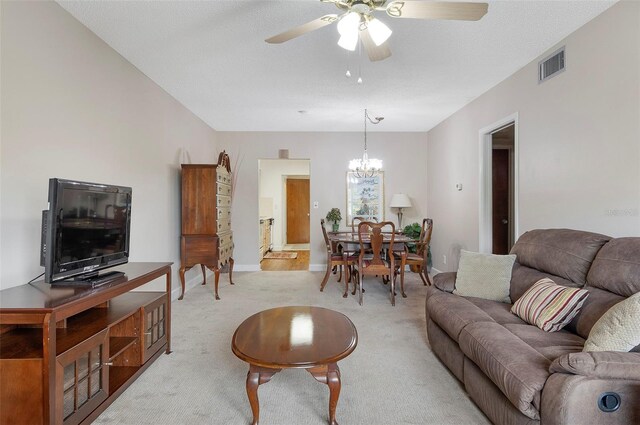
[426,229,640,425]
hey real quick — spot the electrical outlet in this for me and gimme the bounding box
[313,201,319,209]
[443,255,447,265]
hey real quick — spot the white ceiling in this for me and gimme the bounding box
[57,0,616,132]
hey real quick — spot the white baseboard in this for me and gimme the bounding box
[232,264,261,272]
[198,264,327,272]
[431,267,443,275]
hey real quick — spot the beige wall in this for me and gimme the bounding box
[427,1,640,272]
[218,132,428,270]
[0,1,218,292]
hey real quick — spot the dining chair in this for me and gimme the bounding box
[341,216,377,282]
[394,218,433,291]
[320,219,356,297]
[350,216,378,233]
[351,221,399,306]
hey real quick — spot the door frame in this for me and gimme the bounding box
[478,113,519,254]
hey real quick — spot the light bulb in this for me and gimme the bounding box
[345,70,352,78]
[338,33,358,51]
[357,77,363,84]
[337,12,360,36]
[368,18,392,46]
[337,12,360,51]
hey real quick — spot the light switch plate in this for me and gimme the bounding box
[313,201,319,209]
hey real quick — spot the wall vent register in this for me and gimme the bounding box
[539,46,565,83]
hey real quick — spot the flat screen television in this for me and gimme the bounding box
[42,178,132,284]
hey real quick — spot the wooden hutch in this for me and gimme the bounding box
[0,262,172,425]
[179,151,235,300]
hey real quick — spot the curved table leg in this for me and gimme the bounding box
[246,365,281,425]
[201,264,207,285]
[308,363,341,425]
[214,266,221,300]
[178,266,187,300]
[229,257,235,285]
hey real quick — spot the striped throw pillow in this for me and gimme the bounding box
[511,278,589,332]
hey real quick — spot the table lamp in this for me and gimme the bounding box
[390,193,412,229]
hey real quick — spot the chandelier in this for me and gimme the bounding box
[349,109,383,178]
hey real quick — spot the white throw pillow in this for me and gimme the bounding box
[583,292,640,352]
[453,250,516,303]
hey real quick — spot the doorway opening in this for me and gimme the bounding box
[258,159,310,271]
[479,114,519,254]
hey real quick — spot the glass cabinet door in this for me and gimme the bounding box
[143,296,168,362]
[56,329,109,425]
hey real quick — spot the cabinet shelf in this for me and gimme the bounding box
[108,336,137,361]
[56,292,165,356]
[109,366,139,394]
[0,328,43,359]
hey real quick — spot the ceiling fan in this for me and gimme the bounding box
[266,1,488,62]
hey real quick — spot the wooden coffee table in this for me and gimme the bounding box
[232,306,358,425]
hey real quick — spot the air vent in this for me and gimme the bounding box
[539,47,565,83]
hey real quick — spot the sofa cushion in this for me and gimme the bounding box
[510,229,610,284]
[565,286,625,339]
[583,292,640,352]
[459,322,550,419]
[454,250,515,303]
[587,237,640,297]
[504,324,584,361]
[510,262,581,306]
[433,271,456,293]
[511,278,589,332]
[465,296,527,325]
[426,290,495,342]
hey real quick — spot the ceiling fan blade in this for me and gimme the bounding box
[360,28,392,62]
[386,1,488,21]
[265,14,339,44]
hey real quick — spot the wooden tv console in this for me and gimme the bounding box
[0,262,172,425]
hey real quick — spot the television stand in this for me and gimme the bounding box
[0,262,172,425]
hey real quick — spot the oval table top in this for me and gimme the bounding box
[232,306,358,369]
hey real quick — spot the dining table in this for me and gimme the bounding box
[325,231,415,298]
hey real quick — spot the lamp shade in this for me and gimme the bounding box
[390,193,412,208]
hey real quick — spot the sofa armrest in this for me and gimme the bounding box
[433,272,457,293]
[550,351,640,380]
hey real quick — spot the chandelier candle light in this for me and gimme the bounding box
[349,109,383,178]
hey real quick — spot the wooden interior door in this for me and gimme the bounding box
[286,178,310,244]
[492,149,510,254]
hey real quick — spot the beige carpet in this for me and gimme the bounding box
[95,271,490,425]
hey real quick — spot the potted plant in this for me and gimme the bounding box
[402,222,422,253]
[326,208,342,232]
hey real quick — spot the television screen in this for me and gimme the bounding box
[44,178,132,283]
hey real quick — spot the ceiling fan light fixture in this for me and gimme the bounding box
[337,12,361,36]
[337,11,361,51]
[338,33,359,51]
[367,18,392,46]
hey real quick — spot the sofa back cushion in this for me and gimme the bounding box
[510,229,610,285]
[586,237,640,297]
[510,263,579,303]
[564,286,625,339]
